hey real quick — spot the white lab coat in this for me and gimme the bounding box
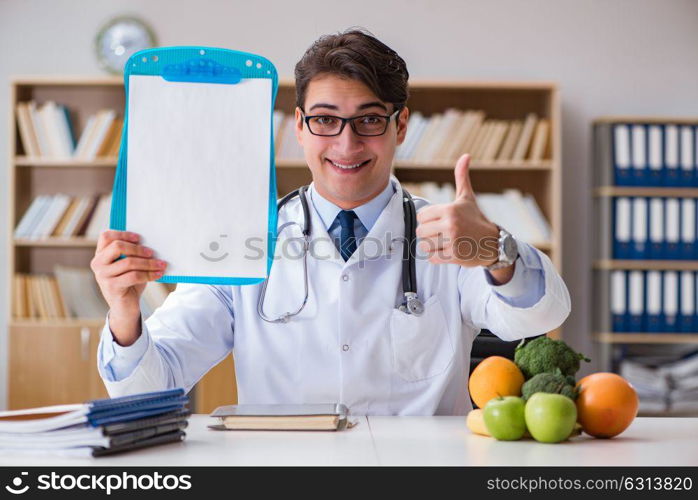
[97,176,571,415]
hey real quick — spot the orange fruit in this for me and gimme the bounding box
[468,356,525,408]
[575,372,638,438]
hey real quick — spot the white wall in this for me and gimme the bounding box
[1,0,697,409]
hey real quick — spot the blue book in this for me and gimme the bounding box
[631,197,649,259]
[613,197,632,259]
[680,198,696,260]
[612,124,633,186]
[611,271,628,332]
[645,271,663,332]
[0,388,188,433]
[627,271,645,332]
[665,198,681,260]
[647,125,664,187]
[662,271,679,332]
[664,124,680,187]
[631,124,649,186]
[648,198,665,259]
[679,271,695,333]
[680,125,695,187]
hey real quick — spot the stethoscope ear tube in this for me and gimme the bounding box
[297,185,311,236]
[401,189,423,316]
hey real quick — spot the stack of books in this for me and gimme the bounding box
[607,122,697,187]
[16,101,122,160]
[610,270,698,333]
[12,267,170,320]
[271,109,550,164]
[0,389,190,457]
[401,183,552,246]
[612,197,697,260]
[396,110,549,164]
[14,193,112,241]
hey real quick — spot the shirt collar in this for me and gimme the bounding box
[310,178,396,232]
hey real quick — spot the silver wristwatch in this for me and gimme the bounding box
[485,225,518,271]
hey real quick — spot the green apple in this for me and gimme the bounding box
[483,396,527,441]
[524,392,577,443]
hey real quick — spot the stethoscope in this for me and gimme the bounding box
[257,184,424,323]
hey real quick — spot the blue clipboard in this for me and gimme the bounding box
[110,46,279,285]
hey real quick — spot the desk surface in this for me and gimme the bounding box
[1,415,697,466]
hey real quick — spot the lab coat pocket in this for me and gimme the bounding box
[390,295,454,382]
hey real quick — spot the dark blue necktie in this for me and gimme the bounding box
[337,210,358,261]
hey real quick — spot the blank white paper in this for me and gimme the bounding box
[126,75,271,279]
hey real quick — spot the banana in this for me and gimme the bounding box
[568,422,583,439]
[466,409,491,437]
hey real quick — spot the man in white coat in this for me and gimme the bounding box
[92,29,570,415]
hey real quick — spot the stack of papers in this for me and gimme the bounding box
[0,389,189,457]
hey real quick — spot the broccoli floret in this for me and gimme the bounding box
[521,369,579,401]
[514,336,590,379]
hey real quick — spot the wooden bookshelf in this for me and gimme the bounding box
[7,77,125,410]
[8,77,562,412]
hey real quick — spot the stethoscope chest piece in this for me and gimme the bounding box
[399,291,424,316]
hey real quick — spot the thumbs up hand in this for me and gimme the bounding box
[415,154,514,278]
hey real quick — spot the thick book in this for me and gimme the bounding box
[0,388,188,433]
[209,403,350,431]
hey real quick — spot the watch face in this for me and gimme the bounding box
[96,17,156,74]
[503,233,518,261]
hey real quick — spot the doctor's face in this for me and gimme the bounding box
[295,74,409,209]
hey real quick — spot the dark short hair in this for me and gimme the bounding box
[294,28,409,113]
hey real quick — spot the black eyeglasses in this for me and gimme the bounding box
[302,108,401,137]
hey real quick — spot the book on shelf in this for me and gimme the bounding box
[53,265,109,319]
[12,267,171,321]
[272,109,284,151]
[480,120,509,162]
[468,119,491,160]
[596,120,698,187]
[612,195,697,260]
[270,108,548,164]
[609,269,698,334]
[209,403,351,431]
[440,110,473,161]
[496,120,523,161]
[0,388,189,457]
[528,119,550,162]
[401,182,551,247]
[396,111,426,160]
[511,113,538,162]
[15,101,121,160]
[14,193,109,240]
[83,193,112,238]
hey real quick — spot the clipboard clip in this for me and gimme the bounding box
[162,57,242,84]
